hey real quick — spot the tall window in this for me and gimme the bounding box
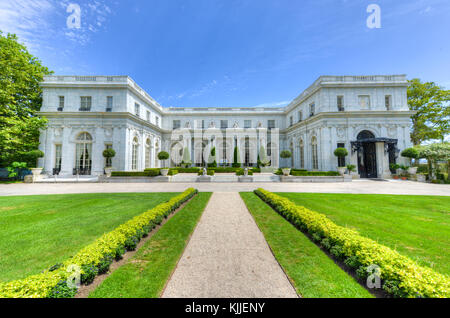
[244,137,250,165]
[75,132,92,174]
[299,139,304,168]
[309,103,315,117]
[337,143,345,167]
[145,139,151,168]
[358,95,371,110]
[134,103,140,117]
[298,111,302,122]
[155,116,159,127]
[311,136,318,170]
[106,96,113,112]
[385,95,392,110]
[132,137,139,170]
[54,144,62,172]
[146,111,151,122]
[221,120,228,129]
[173,120,181,130]
[105,144,112,167]
[80,97,92,111]
[268,120,275,130]
[337,96,344,111]
[244,120,252,128]
[222,137,227,165]
[289,116,293,126]
[58,96,64,111]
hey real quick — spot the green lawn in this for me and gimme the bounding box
[240,192,372,298]
[276,193,450,275]
[89,192,212,298]
[0,192,180,282]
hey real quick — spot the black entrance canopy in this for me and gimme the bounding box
[351,138,399,157]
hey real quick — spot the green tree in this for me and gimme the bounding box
[408,79,450,145]
[232,146,241,168]
[0,32,52,167]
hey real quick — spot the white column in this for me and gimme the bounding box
[60,126,73,176]
[376,142,391,179]
[92,126,105,176]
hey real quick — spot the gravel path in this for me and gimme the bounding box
[161,192,299,298]
[1,180,449,196]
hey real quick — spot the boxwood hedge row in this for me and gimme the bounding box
[0,188,197,298]
[254,188,449,298]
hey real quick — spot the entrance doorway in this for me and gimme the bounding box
[357,131,377,178]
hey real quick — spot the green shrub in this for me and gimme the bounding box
[111,171,149,177]
[254,188,450,298]
[0,188,198,298]
[274,169,340,176]
[48,280,77,298]
[334,148,348,158]
[236,169,254,176]
[197,169,215,176]
[280,150,292,159]
[168,169,178,176]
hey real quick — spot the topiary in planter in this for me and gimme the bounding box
[401,147,419,166]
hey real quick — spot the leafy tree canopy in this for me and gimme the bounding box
[0,32,52,167]
[408,79,450,145]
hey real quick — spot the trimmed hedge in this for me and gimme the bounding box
[197,169,215,176]
[111,171,152,177]
[236,169,254,176]
[254,188,450,298]
[274,169,339,176]
[0,188,198,298]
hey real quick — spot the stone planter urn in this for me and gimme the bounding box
[337,167,346,176]
[104,167,113,178]
[408,167,418,175]
[160,168,169,176]
[282,168,291,176]
[417,174,426,183]
[31,168,43,177]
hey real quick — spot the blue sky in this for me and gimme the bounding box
[1,0,450,108]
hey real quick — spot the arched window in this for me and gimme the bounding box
[311,136,318,170]
[145,138,152,168]
[357,130,375,140]
[75,132,93,175]
[132,137,139,170]
[299,139,304,168]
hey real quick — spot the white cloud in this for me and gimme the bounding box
[0,0,114,49]
[251,101,290,108]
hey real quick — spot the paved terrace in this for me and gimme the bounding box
[0,180,449,196]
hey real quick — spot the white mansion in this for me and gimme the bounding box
[38,75,414,179]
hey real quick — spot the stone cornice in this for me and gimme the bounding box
[282,111,416,133]
[38,111,165,133]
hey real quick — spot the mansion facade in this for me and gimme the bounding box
[38,75,414,179]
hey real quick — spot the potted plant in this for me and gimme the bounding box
[280,150,292,176]
[102,148,116,177]
[346,164,356,175]
[158,151,170,176]
[399,165,409,180]
[334,147,348,176]
[401,148,419,175]
[416,173,427,183]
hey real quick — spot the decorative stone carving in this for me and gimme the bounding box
[233,121,239,128]
[387,126,397,137]
[337,127,345,138]
[185,121,191,128]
